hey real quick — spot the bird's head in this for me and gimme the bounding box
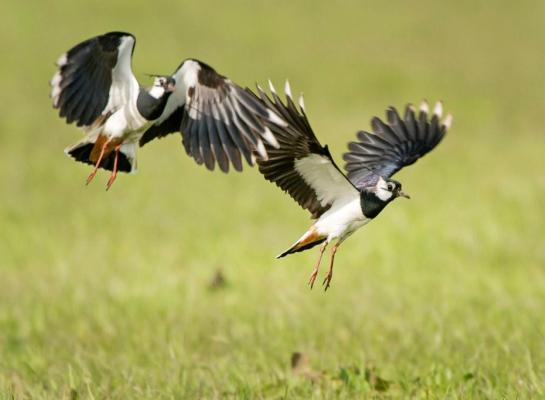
[148,75,176,98]
[360,176,409,219]
[374,176,410,202]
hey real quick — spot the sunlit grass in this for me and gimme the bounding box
[1,0,544,398]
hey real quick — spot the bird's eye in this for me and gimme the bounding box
[387,183,394,191]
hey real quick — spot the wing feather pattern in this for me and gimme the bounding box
[253,82,359,219]
[139,60,285,172]
[343,101,452,189]
[50,32,138,128]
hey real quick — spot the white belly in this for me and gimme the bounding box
[103,101,150,141]
[314,198,369,242]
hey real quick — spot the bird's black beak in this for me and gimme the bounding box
[397,191,410,199]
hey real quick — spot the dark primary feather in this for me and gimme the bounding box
[52,32,133,127]
[181,78,267,172]
[252,83,353,219]
[139,106,184,146]
[139,59,282,173]
[343,102,452,189]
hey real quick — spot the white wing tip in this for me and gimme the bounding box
[443,113,453,130]
[433,101,443,118]
[262,126,279,148]
[50,71,62,106]
[256,140,268,160]
[419,100,429,114]
[123,34,136,46]
[268,79,277,94]
[284,80,292,99]
[50,71,61,86]
[267,109,287,127]
[51,89,61,106]
[56,53,67,67]
[298,93,305,111]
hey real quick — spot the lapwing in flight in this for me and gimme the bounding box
[50,31,283,189]
[253,82,452,290]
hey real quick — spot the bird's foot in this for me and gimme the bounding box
[86,169,98,185]
[322,271,333,291]
[106,171,117,190]
[105,145,121,191]
[308,268,319,289]
[308,241,327,290]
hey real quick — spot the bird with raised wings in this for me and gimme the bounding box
[50,31,283,189]
[253,82,452,290]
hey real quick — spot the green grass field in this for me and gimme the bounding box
[1,1,545,398]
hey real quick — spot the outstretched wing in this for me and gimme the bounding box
[343,101,452,189]
[139,59,284,173]
[50,31,139,128]
[253,81,359,219]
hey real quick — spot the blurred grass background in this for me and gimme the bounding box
[1,0,544,398]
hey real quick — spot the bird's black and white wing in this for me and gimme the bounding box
[253,82,359,219]
[50,31,139,128]
[139,60,284,173]
[343,101,452,189]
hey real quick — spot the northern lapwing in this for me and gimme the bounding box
[253,82,452,290]
[50,31,283,189]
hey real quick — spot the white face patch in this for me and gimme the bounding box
[148,83,166,99]
[374,176,394,202]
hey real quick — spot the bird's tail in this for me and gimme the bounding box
[64,134,137,173]
[276,228,327,258]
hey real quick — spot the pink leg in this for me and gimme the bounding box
[86,139,111,185]
[106,145,121,190]
[308,241,328,289]
[322,244,339,291]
